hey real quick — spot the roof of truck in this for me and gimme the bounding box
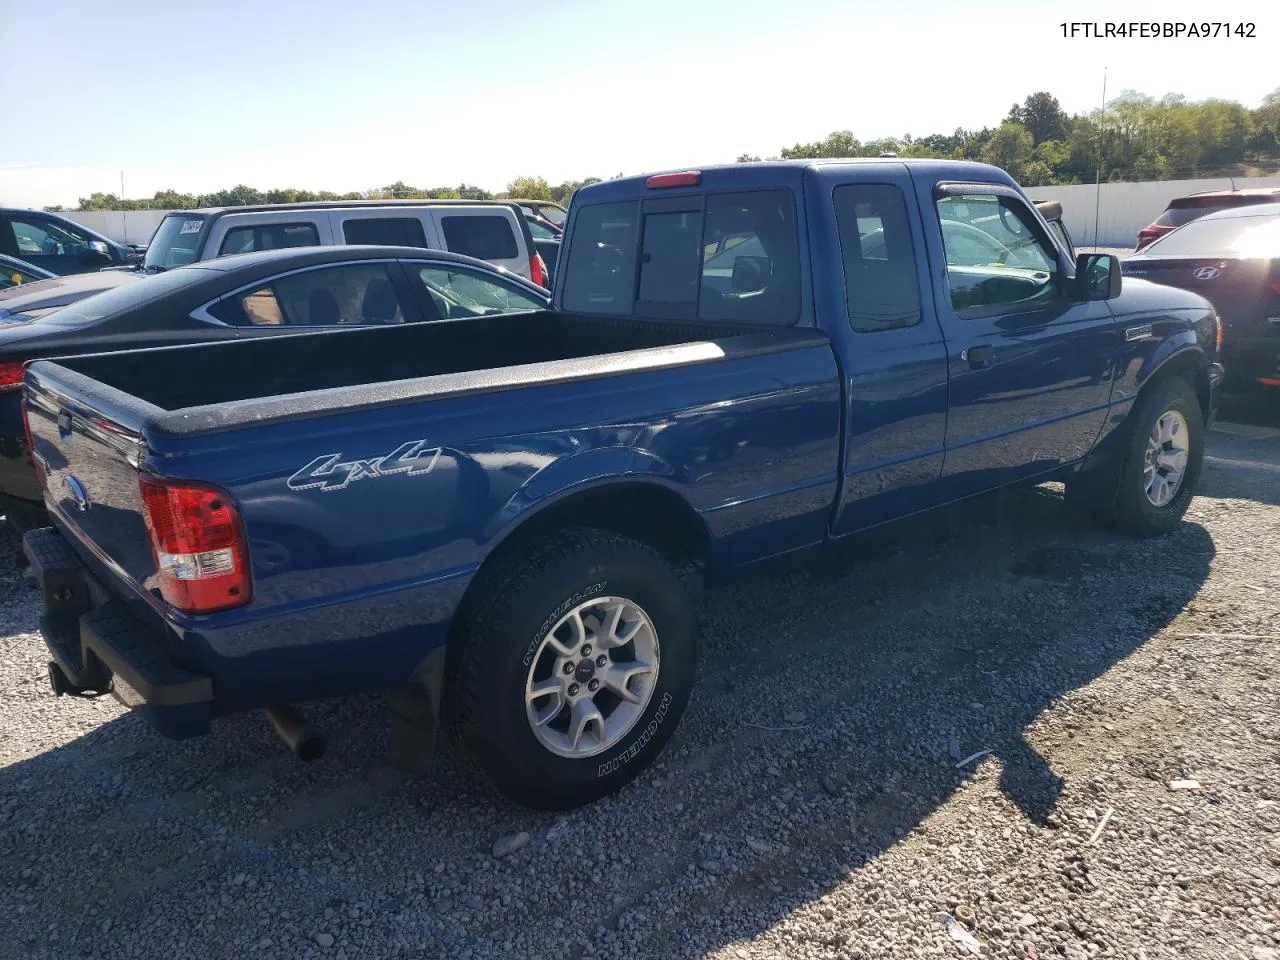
[578,159,1017,203]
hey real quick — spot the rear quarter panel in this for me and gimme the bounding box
[138,345,840,710]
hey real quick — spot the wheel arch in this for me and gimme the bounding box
[1137,345,1210,423]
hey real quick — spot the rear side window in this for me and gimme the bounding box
[561,202,639,316]
[219,222,319,257]
[207,263,405,327]
[1154,206,1207,229]
[834,184,921,332]
[342,217,428,247]
[562,190,801,325]
[439,216,519,261]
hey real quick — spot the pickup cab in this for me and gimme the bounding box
[21,159,1225,810]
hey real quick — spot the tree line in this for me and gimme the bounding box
[59,177,600,213]
[741,89,1280,187]
[53,88,1280,213]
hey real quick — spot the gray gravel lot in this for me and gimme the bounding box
[2,396,1278,960]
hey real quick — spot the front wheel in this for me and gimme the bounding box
[1070,377,1204,537]
[447,528,698,810]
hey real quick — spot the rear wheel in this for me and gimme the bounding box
[1067,377,1204,537]
[447,528,697,810]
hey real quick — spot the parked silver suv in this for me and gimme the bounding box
[141,199,547,285]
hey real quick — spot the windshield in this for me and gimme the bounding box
[2,264,49,289]
[1141,212,1280,259]
[526,216,558,240]
[144,214,207,270]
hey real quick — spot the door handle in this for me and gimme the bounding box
[962,345,995,369]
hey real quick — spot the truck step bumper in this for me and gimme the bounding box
[22,526,213,740]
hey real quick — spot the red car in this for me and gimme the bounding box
[1136,187,1280,250]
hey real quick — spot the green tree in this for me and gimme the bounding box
[455,183,493,200]
[1250,88,1280,157]
[1007,92,1070,144]
[980,122,1035,178]
[152,189,199,208]
[504,176,553,200]
[780,130,862,159]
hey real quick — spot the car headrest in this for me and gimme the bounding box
[307,287,341,325]
[732,255,771,293]
[361,278,399,322]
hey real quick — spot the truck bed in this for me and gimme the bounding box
[39,311,790,437]
[22,304,841,722]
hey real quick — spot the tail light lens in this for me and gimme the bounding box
[20,399,45,487]
[139,475,252,614]
[646,171,702,189]
[530,252,548,288]
[0,360,25,393]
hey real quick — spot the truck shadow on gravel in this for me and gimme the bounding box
[0,479,1220,959]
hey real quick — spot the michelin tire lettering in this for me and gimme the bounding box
[287,441,443,493]
[523,582,608,666]
[597,692,672,777]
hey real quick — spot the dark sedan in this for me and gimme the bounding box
[1123,202,1280,390]
[0,244,551,518]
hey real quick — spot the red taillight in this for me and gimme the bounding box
[531,252,547,288]
[1270,283,1280,296]
[21,399,45,487]
[645,171,701,189]
[139,475,251,614]
[0,360,25,393]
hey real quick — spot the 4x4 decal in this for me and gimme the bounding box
[287,441,443,493]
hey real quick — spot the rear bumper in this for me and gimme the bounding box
[22,525,213,739]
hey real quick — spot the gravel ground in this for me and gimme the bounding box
[1,396,1277,960]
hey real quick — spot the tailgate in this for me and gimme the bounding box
[23,364,158,593]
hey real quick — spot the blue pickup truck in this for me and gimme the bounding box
[20,159,1223,810]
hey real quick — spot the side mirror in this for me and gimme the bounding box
[87,240,111,259]
[1072,253,1121,301]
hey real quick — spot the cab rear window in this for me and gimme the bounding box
[561,190,801,326]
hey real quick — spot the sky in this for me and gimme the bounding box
[1,0,1276,209]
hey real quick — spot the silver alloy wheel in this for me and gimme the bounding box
[1144,409,1189,508]
[523,596,660,759]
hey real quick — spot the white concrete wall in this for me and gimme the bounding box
[56,209,172,246]
[1025,175,1280,249]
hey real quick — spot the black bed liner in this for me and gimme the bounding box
[26,311,830,440]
